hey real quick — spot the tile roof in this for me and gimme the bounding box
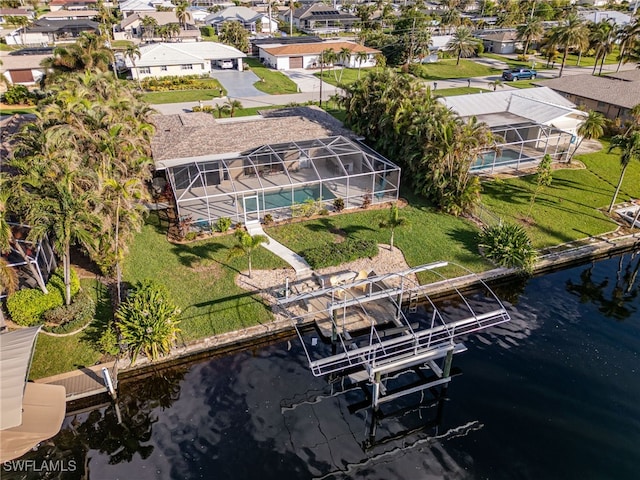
[260,41,379,56]
[130,42,245,68]
[39,9,98,19]
[537,72,640,110]
[151,106,357,165]
[204,6,264,24]
[482,31,517,42]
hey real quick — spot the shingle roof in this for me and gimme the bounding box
[39,9,98,19]
[151,106,357,165]
[204,6,264,24]
[537,72,640,110]
[130,42,245,68]
[482,31,517,42]
[0,53,50,70]
[260,41,379,56]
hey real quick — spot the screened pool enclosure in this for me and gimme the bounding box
[163,136,401,226]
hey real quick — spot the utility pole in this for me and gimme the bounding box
[530,0,537,21]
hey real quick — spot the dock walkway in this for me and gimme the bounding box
[36,362,114,402]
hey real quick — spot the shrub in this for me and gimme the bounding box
[263,214,274,225]
[478,223,537,274]
[292,198,321,218]
[7,268,80,326]
[43,290,96,334]
[303,239,378,269]
[185,231,198,241]
[215,216,232,232]
[361,191,372,209]
[333,197,345,212]
[200,25,215,37]
[98,324,121,356]
[2,84,35,105]
[116,280,181,365]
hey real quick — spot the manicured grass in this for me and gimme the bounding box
[244,58,298,94]
[112,40,135,49]
[504,79,541,89]
[410,59,500,80]
[266,193,492,281]
[141,79,225,104]
[481,53,552,70]
[314,67,376,86]
[122,214,287,341]
[0,106,37,115]
[0,43,19,51]
[564,48,620,67]
[481,140,640,249]
[436,87,490,96]
[29,278,110,379]
[214,104,288,118]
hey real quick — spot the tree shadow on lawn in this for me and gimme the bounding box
[445,227,483,258]
[170,242,226,268]
[482,182,531,206]
[304,217,375,238]
[550,177,616,197]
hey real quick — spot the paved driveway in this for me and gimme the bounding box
[281,68,337,94]
[209,69,267,98]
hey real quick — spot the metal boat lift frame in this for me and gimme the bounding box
[278,261,511,409]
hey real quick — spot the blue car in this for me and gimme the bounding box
[502,68,537,81]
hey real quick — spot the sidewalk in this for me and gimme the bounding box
[246,223,312,278]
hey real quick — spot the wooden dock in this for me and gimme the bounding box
[35,362,115,402]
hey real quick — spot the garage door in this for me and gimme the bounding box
[289,56,303,69]
[10,69,34,83]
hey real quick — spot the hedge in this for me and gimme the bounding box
[42,290,96,334]
[303,239,378,269]
[6,268,81,326]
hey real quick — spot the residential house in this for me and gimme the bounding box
[187,6,209,24]
[538,70,640,123]
[38,9,98,21]
[117,0,156,18]
[578,10,633,26]
[259,40,380,70]
[4,18,99,45]
[0,50,50,85]
[480,30,519,54]
[48,0,98,11]
[440,87,587,172]
[115,11,200,42]
[204,6,278,35]
[0,8,35,26]
[150,107,401,226]
[250,35,323,56]
[286,4,359,35]
[125,42,246,79]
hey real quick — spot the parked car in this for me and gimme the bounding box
[218,60,234,69]
[502,68,537,81]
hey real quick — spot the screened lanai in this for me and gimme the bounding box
[164,136,401,226]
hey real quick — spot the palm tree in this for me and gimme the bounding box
[446,27,477,65]
[569,110,606,162]
[336,47,352,84]
[141,15,158,42]
[608,130,640,213]
[488,79,504,91]
[7,15,31,46]
[215,103,230,118]
[516,18,544,56]
[321,48,338,81]
[548,14,589,78]
[224,98,242,117]
[379,203,408,250]
[227,229,269,278]
[355,50,369,78]
[123,43,141,86]
[175,1,191,30]
[589,19,615,75]
[616,21,640,72]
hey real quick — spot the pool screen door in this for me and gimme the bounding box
[243,194,260,225]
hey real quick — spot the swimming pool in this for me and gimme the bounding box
[263,185,335,210]
[473,148,524,170]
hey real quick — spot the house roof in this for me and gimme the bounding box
[0,53,50,70]
[260,41,379,57]
[49,0,96,4]
[151,106,357,167]
[118,0,156,12]
[0,8,33,16]
[39,9,98,19]
[440,87,585,127]
[204,6,265,24]
[482,30,517,42]
[28,18,99,32]
[121,11,181,28]
[128,42,245,67]
[294,3,358,21]
[537,72,640,110]
[578,9,633,25]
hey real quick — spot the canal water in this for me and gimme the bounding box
[6,252,640,479]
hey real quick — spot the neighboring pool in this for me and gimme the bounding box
[263,185,335,210]
[473,148,524,170]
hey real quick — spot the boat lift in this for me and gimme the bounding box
[277,261,510,410]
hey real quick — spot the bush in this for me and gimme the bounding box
[263,214,274,225]
[2,84,36,105]
[333,197,345,212]
[303,239,378,269]
[200,25,215,37]
[7,268,80,326]
[98,324,121,356]
[292,198,322,218]
[478,223,537,274]
[215,216,232,232]
[43,290,96,334]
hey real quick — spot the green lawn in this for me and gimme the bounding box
[314,67,376,86]
[481,140,640,249]
[436,87,490,97]
[564,48,620,67]
[122,213,287,341]
[410,59,500,80]
[214,104,288,118]
[141,79,225,104]
[30,278,110,379]
[244,58,298,94]
[481,53,552,71]
[0,106,37,115]
[266,193,492,281]
[502,79,541,89]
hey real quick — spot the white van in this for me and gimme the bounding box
[218,60,233,69]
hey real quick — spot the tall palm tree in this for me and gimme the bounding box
[123,43,141,85]
[516,18,544,56]
[175,1,191,30]
[616,21,640,72]
[569,110,606,162]
[548,14,589,77]
[446,27,477,65]
[227,229,269,278]
[608,130,640,213]
[589,19,615,75]
[355,50,369,78]
[379,203,408,250]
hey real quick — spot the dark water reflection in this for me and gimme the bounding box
[7,252,640,479]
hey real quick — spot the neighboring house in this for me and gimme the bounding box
[4,18,99,45]
[117,0,156,18]
[150,107,401,226]
[48,0,98,11]
[203,6,278,35]
[190,0,234,8]
[538,70,640,123]
[286,4,359,34]
[116,11,200,42]
[0,8,35,25]
[187,6,209,24]
[38,9,98,21]
[480,30,519,54]
[0,51,50,85]
[250,35,323,56]
[125,42,246,79]
[259,40,380,70]
[578,10,633,26]
[440,87,587,172]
